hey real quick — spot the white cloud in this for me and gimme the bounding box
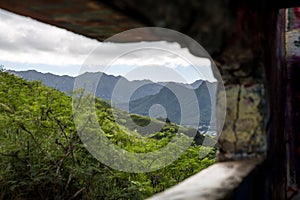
[0,9,98,66]
[0,8,217,83]
[82,42,215,82]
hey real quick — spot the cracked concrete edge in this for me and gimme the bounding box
[147,158,264,200]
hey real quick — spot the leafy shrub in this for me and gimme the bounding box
[0,71,216,199]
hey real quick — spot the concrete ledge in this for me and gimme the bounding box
[147,158,264,200]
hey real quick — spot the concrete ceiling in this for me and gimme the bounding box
[0,0,143,41]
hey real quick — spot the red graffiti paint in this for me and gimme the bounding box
[293,8,300,20]
[292,8,300,29]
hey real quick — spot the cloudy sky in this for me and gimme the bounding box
[0,8,216,83]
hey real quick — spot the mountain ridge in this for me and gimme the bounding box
[8,69,216,130]
[7,69,208,101]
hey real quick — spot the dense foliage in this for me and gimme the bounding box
[0,70,215,200]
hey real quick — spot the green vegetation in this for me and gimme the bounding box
[0,70,216,199]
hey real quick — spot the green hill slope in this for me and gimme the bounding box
[0,69,216,200]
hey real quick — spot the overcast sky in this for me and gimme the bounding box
[0,8,216,83]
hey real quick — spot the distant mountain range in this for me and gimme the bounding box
[9,70,170,101]
[8,69,216,129]
[126,81,215,128]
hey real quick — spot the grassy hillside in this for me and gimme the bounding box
[0,69,216,200]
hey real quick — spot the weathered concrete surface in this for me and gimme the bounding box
[218,84,265,160]
[147,158,263,200]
